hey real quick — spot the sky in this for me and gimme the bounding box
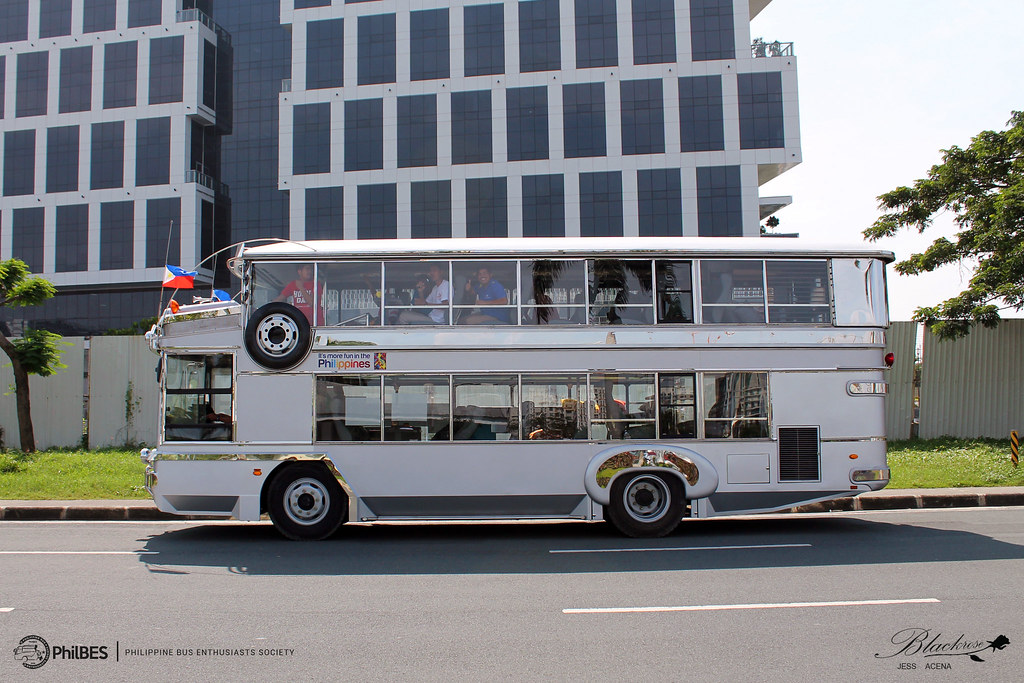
[753,0,1024,321]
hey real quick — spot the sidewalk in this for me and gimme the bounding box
[1,487,1022,520]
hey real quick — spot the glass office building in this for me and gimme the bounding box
[0,0,799,334]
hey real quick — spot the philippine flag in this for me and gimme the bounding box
[163,265,197,289]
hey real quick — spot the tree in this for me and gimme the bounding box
[864,111,1024,339]
[0,259,63,452]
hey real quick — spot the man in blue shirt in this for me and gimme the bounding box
[461,266,510,324]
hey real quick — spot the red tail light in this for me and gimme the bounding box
[884,352,895,367]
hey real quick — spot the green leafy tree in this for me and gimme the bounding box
[0,259,63,452]
[864,111,1024,338]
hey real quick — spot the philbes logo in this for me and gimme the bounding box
[318,352,385,372]
[14,636,50,669]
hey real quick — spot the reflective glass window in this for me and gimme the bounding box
[357,184,397,240]
[410,8,449,81]
[16,52,48,118]
[411,181,451,239]
[631,0,675,65]
[384,375,450,442]
[46,125,79,193]
[766,260,831,323]
[12,207,44,273]
[59,47,92,113]
[519,0,561,73]
[136,117,171,187]
[507,86,549,162]
[696,165,742,237]
[145,197,181,268]
[575,0,617,68]
[398,95,438,168]
[579,171,623,237]
[55,204,89,273]
[164,355,234,442]
[127,0,161,28]
[655,260,694,323]
[307,18,344,89]
[39,0,72,39]
[520,260,586,325]
[202,40,216,110]
[451,90,492,165]
[464,4,504,77]
[690,0,736,61]
[702,372,769,439]
[588,259,653,325]
[294,103,331,175]
[317,261,382,327]
[466,177,507,238]
[0,57,5,118]
[91,121,125,190]
[315,376,382,442]
[305,187,344,240]
[591,373,656,440]
[621,79,664,155]
[357,13,396,85]
[680,75,725,152]
[563,83,606,159]
[453,261,516,325]
[638,168,682,236]
[0,0,28,43]
[738,72,785,149]
[522,174,564,237]
[658,373,697,438]
[83,0,115,34]
[99,200,134,271]
[700,260,766,323]
[3,130,34,196]
[521,374,587,440]
[453,375,519,440]
[149,36,185,104]
[345,98,384,171]
[103,42,137,110]
[383,260,450,325]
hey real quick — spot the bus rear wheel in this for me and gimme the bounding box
[605,472,685,538]
[267,463,347,540]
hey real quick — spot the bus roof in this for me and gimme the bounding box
[240,237,895,263]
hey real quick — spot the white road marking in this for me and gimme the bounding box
[0,608,13,613]
[564,598,941,614]
[0,551,158,555]
[550,542,811,554]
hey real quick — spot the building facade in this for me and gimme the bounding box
[0,0,798,334]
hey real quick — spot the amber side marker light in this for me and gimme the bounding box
[884,352,895,367]
[849,454,859,459]
[169,299,180,314]
[253,469,262,476]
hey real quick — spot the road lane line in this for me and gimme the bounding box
[550,543,811,554]
[0,608,13,612]
[564,598,941,614]
[0,551,158,555]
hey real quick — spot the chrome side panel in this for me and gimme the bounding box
[583,443,720,506]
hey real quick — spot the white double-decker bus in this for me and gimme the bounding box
[141,237,893,540]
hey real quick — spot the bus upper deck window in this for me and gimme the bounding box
[520,260,586,325]
[252,262,324,325]
[655,260,693,323]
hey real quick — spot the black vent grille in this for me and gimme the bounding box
[779,427,820,481]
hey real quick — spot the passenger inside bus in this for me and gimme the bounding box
[398,264,450,324]
[459,266,511,324]
[275,263,325,324]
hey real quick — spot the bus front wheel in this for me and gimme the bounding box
[605,472,685,538]
[267,463,347,540]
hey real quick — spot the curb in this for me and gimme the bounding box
[2,490,1023,521]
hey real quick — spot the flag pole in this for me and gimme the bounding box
[157,219,175,317]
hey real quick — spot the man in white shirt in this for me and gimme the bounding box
[399,263,450,324]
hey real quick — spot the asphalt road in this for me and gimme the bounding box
[2,508,1022,681]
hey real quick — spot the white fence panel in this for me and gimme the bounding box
[0,337,86,450]
[884,322,918,440]
[88,336,160,448]
[920,320,1024,439]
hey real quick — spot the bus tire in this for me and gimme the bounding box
[605,471,685,538]
[244,302,312,370]
[267,463,347,541]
